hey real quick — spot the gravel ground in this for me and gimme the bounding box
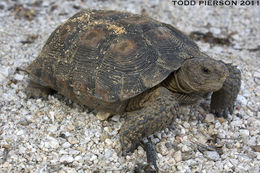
[0,0,260,172]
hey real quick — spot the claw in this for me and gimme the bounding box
[121,137,139,156]
[223,109,229,118]
[122,145,137,156]
[134,163,158,173]
[214,110,221,117]
[143,141,158,171]
[229,106,234,114]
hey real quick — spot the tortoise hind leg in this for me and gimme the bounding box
[25,80,56,99]
[210,63,241,118]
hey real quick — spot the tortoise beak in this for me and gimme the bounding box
[218,62,229,82]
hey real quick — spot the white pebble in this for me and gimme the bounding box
[210,27,221,35]
[48,125,58,133]
[90,154,97,161]
[0,73,5,83]
[247,136,256,146]
[224,161,233,171]
[105,138,113,146]
[157,142,168,156]
[183,122,190,128]
[204,113,215,123]
[181,145,190,152]
[240,129,250,137]
[173,151,182,162]
[14,74,24,81]
[0,66,10,77]
[111,115,120,122]
[59,149,68,155]
[237,95,247,105]
[74,155,83,161]
[254,71,260,79]
[68,149,80,155]
[16,130,24,136]
[68,137,79,144]
[204,151,220,161]
[231,120,243,127]
[45,137,59,149]
[60,155,74,163]
[62,142,71,148]
[104,149,113,159]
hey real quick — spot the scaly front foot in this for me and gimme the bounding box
[210,63,241,118]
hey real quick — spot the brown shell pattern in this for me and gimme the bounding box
[26,10,200,102]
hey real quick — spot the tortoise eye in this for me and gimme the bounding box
[202,67,210,74]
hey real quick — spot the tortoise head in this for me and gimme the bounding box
[164,57,229,93]
[179,57,229,93]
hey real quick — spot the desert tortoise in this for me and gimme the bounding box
[26,9,241,163]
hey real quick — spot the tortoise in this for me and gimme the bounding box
[25,10,241,170]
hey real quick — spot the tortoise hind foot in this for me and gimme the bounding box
[210,63,241,118]
[25,80,56,99]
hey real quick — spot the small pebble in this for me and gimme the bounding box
[240,129,250,137]
[62,142,71,148]
[156,142,168,156]
[111,115,120,122]
[181,145,190,152]
[96,111,111,120]
[204,113,215,123]
[45,137,59,149]
[105,138,113,146]
[68,137,79,145]
[253,71,260,79]
[237,95,247,106]
[251,145,260,152]
[60,155,74,163]
[203,151,220,161]
[16,130,24,136]
[165,142,174,149]
[173,151,182,162]
[74,155,83,161]
[14,74,24,81]
[183,122,190,128]
[68,149,80,155]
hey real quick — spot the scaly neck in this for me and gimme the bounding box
[162,69,198,94]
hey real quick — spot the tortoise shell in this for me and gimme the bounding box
[27,10,201,107]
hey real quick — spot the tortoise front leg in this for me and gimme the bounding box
[120,87,180,171]
[210,63,241,118]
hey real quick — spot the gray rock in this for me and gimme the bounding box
[111,115,120,122]
[204,151,220,161]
